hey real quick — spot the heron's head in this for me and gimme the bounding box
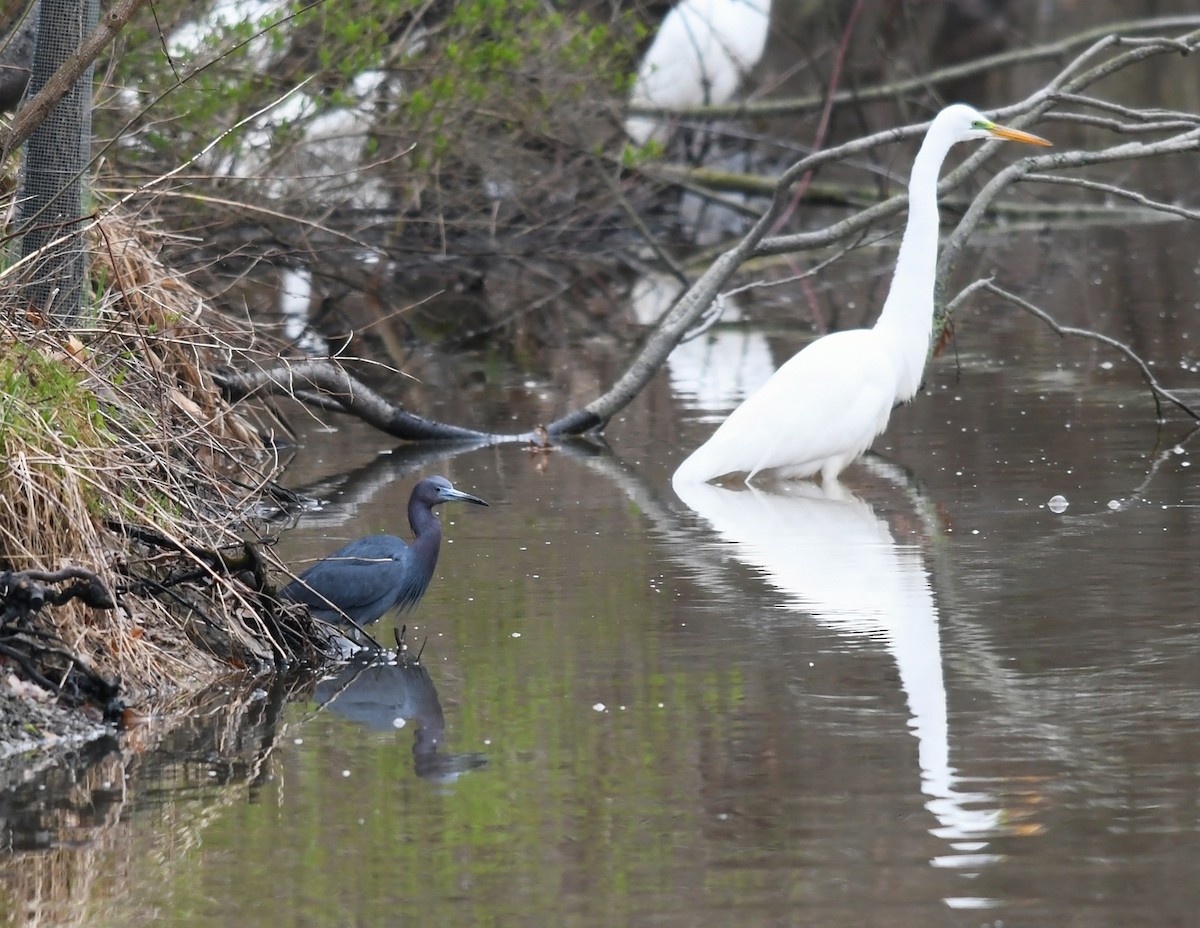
[422,475,489,508]
[940,103,1051,147]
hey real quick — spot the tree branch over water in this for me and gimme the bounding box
[978,282,1199,422]
[551,22,1200,437]
[636,14,1200,123]
[214,359,519,443]
[224,19,1200,442]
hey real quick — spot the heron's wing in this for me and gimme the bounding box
[281,536,421,621]
[684,329,896,479]
[751,332,895,469]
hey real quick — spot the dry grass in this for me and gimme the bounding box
[0,210,323,699]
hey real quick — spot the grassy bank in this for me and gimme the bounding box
[1,212,322,718]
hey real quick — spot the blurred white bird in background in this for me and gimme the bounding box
[625,0,773,147]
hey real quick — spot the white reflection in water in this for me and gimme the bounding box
[673,479,1005,874]
[632,273,774,415]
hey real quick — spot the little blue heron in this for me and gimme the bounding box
[280,476,488,627]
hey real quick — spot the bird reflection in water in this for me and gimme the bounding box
[315,651,488,783]
[673,477,1007,870]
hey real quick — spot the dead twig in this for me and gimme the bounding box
[982,281,1199,422]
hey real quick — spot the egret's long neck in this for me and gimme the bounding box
[874,125,958,402]
[409,499,443,571]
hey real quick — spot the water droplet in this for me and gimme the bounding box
[1048,494,1069,513]
[1107,499,1122,510]
[593,703,606,712]
[392,717,406,729]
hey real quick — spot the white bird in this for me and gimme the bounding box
[672,104,1050,488]
[625,0,772,147]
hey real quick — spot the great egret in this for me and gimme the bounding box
[672,104,1050,488]
[625,0,772,146]
[280,476,488,628]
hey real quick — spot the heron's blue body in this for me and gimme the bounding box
[280,476,488,627]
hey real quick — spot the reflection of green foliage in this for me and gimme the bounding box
[86,504,758,927]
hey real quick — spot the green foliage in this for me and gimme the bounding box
[0,347,105,442]
[0,344,116,525]
[103,0,641,181]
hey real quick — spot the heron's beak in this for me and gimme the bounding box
[989,123,1051,146]
[444,488,489,507]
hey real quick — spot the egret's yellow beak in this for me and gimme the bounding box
[988,123,1052,146]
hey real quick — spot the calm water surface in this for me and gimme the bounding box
[3,225,1200,927]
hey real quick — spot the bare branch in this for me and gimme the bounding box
[1024,173,1200,221]
[1049,93,1200,128]
[936,124,1200,307]
[983,281,1199,421]
[213,359,518,443]
[943,276,996,320]
[633,14,1200,122]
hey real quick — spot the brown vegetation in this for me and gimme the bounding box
[1,210,329,707]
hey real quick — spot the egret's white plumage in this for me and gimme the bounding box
[672,104,1050,487]
[626,0,772,146]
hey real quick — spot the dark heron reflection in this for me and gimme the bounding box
[314,652,488,782]
[280,475,488,630]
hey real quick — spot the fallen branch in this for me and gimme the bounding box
[0,566,116,626]
[212,23,1200,441]
[980,281,1199,421]
[0,566,121,707]
[213,358,520,442]
[1023,173,1200,221]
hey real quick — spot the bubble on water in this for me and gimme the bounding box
[1048,494,1069,513]
[1107,499,1122,510]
